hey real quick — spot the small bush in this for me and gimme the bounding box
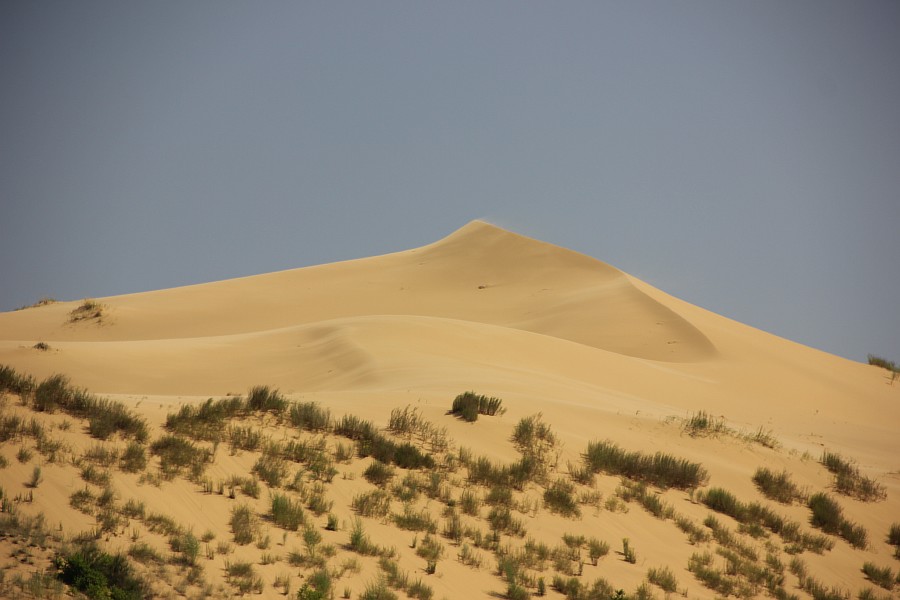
[0,364,36,396]
[150,434,212,479]
[648,566,678,593]
[54,542,146,600]
[543,479,581,518]
[252,453,288,487]
[683,410,729,437]
[753,467,804,504]
[165,396,245,441]
[808,492,868,548]
[821,451,886,502]
[246,385,288,414]
[862,563,895,590]
[352,490,392,518]
[230,504,258,545]
[393,505,438,533]
[289,401,332,432]
[622,538,636,563]
[364,460,395,486]
[119,442,147,473]
[583,440,707,489]
[888,523,900,547]
[487,506,526,537]
[271,492,306,531]
[449,391,504,422]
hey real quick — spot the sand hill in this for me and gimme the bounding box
[0,221,897,599]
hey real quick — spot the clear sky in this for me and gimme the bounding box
[2,1,898,363]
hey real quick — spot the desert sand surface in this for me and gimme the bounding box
[0,220,897,599]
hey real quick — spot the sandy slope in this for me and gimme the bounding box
[0,220,897,599]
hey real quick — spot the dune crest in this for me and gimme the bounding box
[0,220,715,367]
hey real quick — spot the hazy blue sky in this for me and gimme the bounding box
[2,2,898,363]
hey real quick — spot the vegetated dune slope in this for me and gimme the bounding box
[1,220,898,600]
[0,220,895,462]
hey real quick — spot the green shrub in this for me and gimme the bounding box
[334,414,377,440]
[252,453,288,487]
[289,401,332,432]
[583,440,707,489]
[449,391,504,422]
[165,396,245,441]
[271,492,306,531]
[888,523,900,547]
[230,504,258,545]
[246,385,288,414]
[359,579,398,600]
[0,364,36,396]
[150,434,212,479]
[808,492,868,549]
[393,505,438,533]
[648,566,678,593]
[622,538,636,563]
[460,489,480,516]
[29,373,147,441]
[364,460,395,486]
[169,531,200,566]
[821,451,886,502]
[753,467,804,504]
[487,506,526,537]
[862,563,895,590]
[543,479,581,518]
[54,542,146,600]
[352,490,392,518]
[119,442,147,473]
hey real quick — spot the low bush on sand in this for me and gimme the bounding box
[820,450,886,502]
[582,440,708,489]
[808,492,868,549]
[753,467,805,504]
[449,391,505,422]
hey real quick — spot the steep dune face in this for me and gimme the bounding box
[0,221,715,362]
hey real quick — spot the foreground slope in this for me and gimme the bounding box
[0,221,897,600]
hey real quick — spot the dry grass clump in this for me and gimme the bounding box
[352,489,392,518]
[647,566,679,594]
[820,451,886,502]
[582,440,707,490]
[449,391,505,422]
[67,299,105,323]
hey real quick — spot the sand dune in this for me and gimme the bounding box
[0,221,897,599]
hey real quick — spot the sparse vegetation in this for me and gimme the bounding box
[867,354,900,384]
[648,566,679,594]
